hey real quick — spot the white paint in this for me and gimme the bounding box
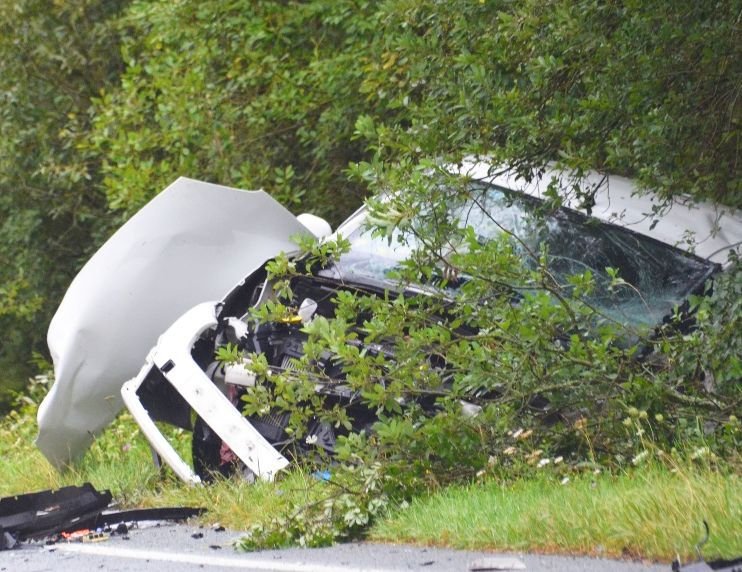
[122,302,289,482]
[39,178,310,468]
[297,212,333,238]
[224,360,258,388]
[57,543,391,572]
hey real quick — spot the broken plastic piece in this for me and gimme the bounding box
[0,483,205,550]
[298,298,318,324]
[469,556,527,571]
[671,558,742,571]
[0,531,18,550]
[671,522,742,571]
[85,507,206,530]
[0,483,111,543]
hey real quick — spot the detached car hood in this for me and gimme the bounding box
[37,178,310,468]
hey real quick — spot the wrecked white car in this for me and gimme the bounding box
[37,169,742,484]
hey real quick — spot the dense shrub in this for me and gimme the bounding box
[88,0,385,224]
[0,3,738,548]
[0,0,127,404]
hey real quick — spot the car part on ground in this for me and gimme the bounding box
[671,558,742,572]
[0,483,110,547]
[670,522,741,571]
[0,483,204,550]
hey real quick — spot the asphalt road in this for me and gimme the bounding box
[0,522,668,572]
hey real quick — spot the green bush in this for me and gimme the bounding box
[0,0,738,548]
[88,0,388,224]
[233,219,739,546]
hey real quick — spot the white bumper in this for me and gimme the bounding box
[122,302,289,484]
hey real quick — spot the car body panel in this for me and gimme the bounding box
[463,162,742,265]
[37,178,310,467]
[121,302,289,484]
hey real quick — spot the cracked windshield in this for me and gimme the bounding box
[331,185,715,329]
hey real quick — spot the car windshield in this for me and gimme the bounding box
[328,184,717,329]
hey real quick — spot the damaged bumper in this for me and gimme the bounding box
[121,302,289,484]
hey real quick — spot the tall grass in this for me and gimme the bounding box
[2,381,739,561]
[371,464,741,562]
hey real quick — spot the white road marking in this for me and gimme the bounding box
[57,543,392,572]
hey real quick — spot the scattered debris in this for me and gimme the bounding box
[671,522,742,571]
[469,556,527,571]
[61,530,109,543]
[91,507,206,529]
[0,483,110,546]
[0,483,205,550]
[671,558,742,571]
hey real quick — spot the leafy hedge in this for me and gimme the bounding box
[0,0,738,547]
[0,0,127,401]
[88,0,384,223]
[1,0,739,401]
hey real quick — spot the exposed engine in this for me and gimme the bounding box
[191,274,383,480]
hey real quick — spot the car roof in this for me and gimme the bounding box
[459,161,742,266]
[335,163,742,267]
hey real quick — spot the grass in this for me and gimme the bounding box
[1,394,739,562]
[371,465,741,562]
[0,404,331,529]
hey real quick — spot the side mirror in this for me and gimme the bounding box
[297,213,332,239]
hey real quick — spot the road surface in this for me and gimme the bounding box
[0,522,668,572]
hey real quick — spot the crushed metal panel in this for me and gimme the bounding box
[37,178,310,468]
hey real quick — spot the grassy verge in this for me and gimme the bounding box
[371,465,741,562]
[1,399,379,550]
[0,400,333,529]
[1,392,739,562]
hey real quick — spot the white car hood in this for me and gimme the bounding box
[37,178,310,468]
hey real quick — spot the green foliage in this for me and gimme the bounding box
[358,0,741,207]
[238,463,390,549]
[684,255,741,389]
[215,342,243,366]
[236,193,739,546]
[0,0,128,405]
[88,0,385,224]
